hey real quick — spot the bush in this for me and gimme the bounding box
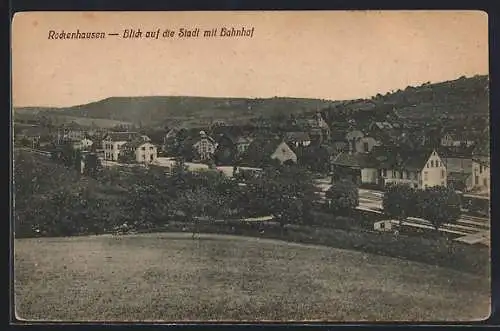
[383,183,417,222]
[417,186,462,230]
[325,179,359,213]
[383,183,462,231]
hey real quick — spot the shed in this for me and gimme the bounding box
[374,220,393,232]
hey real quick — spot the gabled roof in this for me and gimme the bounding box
[371,121,394,130]
[443,157,473,174]
[235,136,253,144]
[332,152,378,168]
[284,131,311,141]
[193,133,216,144]
[122,139,153,150]
[19,127,50,137]
[442,132,476,141]
[104,131,141,142]
[447,172,472,182]
[472,138,490,157]
[370,146,435,171]
[472,156,490,167]
[330,131,348,142]
[215,131,253,145]
[242,138,288,165]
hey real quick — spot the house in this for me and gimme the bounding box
[369,121,395,131]
[471,157,490,194]
[163,127,182,143]
[121,140,158,164]
[330,152,380,187]
[15,127,48,148]
[101,132,150,161]
[296,112,330,144]
[470,139,490,194]
[69,137,94,151]
[344,129,364,153]
[329,131,349,156]
[355,136,381,154]
[235,136,254,154]
[242,138,297,167]
[343,129,381,154]
[440,132,475,148]
[213,132,254,165]
[59,123,87,142]
[367,121,402,145]
[373,147,447,189]
[284,131,311,148]
[440,149,473,191]
[193,131,217,161]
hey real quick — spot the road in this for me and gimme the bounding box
[313,178,490,238]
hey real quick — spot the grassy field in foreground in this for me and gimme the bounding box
[14,233,490,322]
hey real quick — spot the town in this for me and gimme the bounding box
[14,75,490,249]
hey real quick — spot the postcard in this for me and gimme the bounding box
[11,10,490,322]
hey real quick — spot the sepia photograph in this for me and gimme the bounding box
[11,10,490,322]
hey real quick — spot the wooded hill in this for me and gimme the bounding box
[14,75,488,128]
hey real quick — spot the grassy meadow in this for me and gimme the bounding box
[14,233,490,322]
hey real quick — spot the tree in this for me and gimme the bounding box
[326,179,359,214]
[382,183,417,226]
[74,149,82,174]
[118,149,136,164]
[417,186,461,232]
[246,165,318,230]
[83,153,101,178]
[60,143,76,168]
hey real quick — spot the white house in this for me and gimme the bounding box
[471,157,490,194]
[122,140,158,164]
[101,132,150,161]
[71,137,93,151]
[470,139,490,195]
[284,131,311,148]
[379,149,447,189]
[270,141,298,164]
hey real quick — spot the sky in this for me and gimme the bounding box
[11,11,488,107]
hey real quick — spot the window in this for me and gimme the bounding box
[363,142,369,152]
[475,175,479,185]
[398,171,402,179]
[427,163,430,168]
[483,178,488,187]
[150,147,154,151]
[441,170,445,178]
[392,170,396,178]
[141,147,146,151]
[430,160,434,167]
[381,169,387,177]
[424,171,428,181]
[143,154,146,160]
[479,165,483,174]
[150,154,154,161]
